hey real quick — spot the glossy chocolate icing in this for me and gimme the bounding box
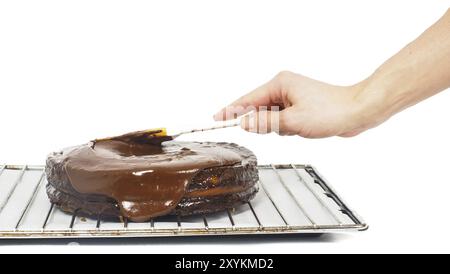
[59,133,245,222]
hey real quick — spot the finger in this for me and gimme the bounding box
[240,109,285,134]
[213,74,285,121]
[276,108,298,136]
[338,129,362,138]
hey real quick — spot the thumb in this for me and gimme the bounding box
[213,73,286,121]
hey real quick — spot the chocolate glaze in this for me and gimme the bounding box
[57,134,249,222]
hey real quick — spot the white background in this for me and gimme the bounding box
[0,0,449,253]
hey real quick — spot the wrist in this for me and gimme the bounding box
[348,76,394,133]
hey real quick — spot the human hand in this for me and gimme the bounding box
[214,10,450,138]
[213,71,382,138]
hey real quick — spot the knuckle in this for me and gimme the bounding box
[275,70,294,82]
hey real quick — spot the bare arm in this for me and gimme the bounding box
[214,9,450,138]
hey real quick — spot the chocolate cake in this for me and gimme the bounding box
[45,131,259,222]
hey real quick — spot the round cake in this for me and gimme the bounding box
[45,133,259,222]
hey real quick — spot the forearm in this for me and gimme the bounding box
[355,9,450,127]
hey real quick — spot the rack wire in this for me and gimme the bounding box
[0,164,367,238]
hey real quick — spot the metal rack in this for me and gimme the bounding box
[0,164,367,239]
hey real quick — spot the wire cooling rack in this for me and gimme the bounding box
[0,164,367,238]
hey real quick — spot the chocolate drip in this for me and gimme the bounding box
[59,137,244,222]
